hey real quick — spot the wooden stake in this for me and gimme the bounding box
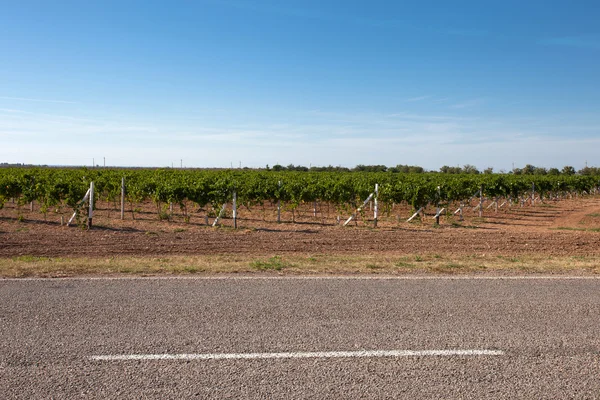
[277,181,282,223]
[120,177,125,220]
[479,185,483,217]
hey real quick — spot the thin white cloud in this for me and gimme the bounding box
[405,95,432,102]
[449,98,486,109]
[3,105,600,169]
[0,96,78,104]
[540,35,600,50]
[403,95,450,104]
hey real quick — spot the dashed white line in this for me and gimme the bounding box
[90,349,505,361]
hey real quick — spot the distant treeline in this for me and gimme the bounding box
[268,163,600,176]
[3,162,600,176]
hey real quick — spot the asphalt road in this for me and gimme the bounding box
[1,276,600,399]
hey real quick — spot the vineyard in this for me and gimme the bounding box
[1,167,600,228]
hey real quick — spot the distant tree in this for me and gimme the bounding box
[272,164,285,171]
[533,167,547,175]
[522,164,536,175]
[352,165,387,172]
[579,166,600,176]
[289,164,309,172]
[440,165,462,174]
[462,164,480,174]
[561,165,576,176]
[548,168,560,176]
[483,167,494,174]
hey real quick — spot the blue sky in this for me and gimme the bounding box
[1,0,599,170]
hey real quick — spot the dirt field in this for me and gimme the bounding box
[1,197,600,276]
[2,196,600,257]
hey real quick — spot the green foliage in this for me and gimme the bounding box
[0,167,598,214]
[250,256,290,270]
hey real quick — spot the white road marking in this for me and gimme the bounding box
[91,349,505,361]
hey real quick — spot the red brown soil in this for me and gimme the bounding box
[1,197,600,258]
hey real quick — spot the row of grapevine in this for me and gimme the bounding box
[1,168,598,215]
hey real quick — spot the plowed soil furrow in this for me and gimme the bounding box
[1,229,599,257]
[2,197,600,258]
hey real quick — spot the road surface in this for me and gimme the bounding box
[1,276,599,399]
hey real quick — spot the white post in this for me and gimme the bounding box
[407,207,424,222]
[343,192,374,226]
[435,186,441,225]
[433,208,446,220]
[212,203,227,227]
[88,182,94,228]
[532,183,535,206]
[233,191,237,229]
[120,177,125,220]
[67,188,91,226]
[374,184,379,227]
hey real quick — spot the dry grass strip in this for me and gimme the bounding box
[1,253,599,278]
